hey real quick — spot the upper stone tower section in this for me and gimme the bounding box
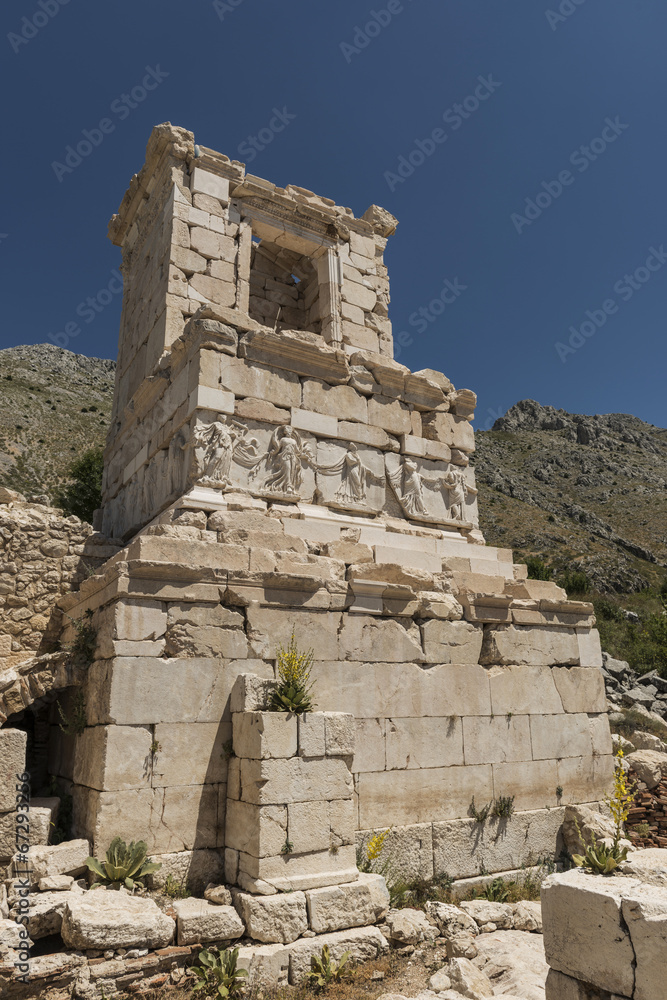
[101,123,478,542]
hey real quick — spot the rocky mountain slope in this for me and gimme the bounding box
[0,344,114,499]
[0,347,665,594]
[474,399,667,593]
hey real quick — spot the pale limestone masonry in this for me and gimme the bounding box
[1,125,614,904]
[542,858,667,1000]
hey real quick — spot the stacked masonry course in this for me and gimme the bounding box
[43,123,614,885]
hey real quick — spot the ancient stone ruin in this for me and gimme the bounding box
[0,122,633,994]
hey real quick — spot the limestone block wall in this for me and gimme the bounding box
[55,499,613,880]
[0,498,116,672]
[226,703,358,894]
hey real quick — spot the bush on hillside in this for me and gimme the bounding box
[525,556,552,581]
[53,447,103,523]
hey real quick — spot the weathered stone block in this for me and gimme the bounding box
[552,666,607,713]
[236,941,290,987]
[62,891,175,950]
[421,620,483,664]
[246,605,341,660]
[557,754,614,804]
[16,840,90,885]
[621,885,667,1000]
[530,713,593,761]
[237,844,358,894]
[147,849,226,895]
[386,717,464,770]
[233,712,298,760]
[352,718,385,772]
[340,615,424,663]
[432,808,564,880]
[542,870,638,997]
[306,873,389,933]
[173,898,244,945]
[357,764,493,828]
[10,890,70,939]
[488,665,564,716]
[86,657,274,726]
[462,715,532,765]
[492,759,558,811]
[234,890,307,943]
[239,757,353,805]
[73,725,153,791]
[152,722,230,786]
[324,713,355,756]
[310,661,492,719]
[481,625,580,667]
[225,801,287,858]
[298,713,326,757]
[112,600,167,641]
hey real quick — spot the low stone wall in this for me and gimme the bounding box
[0,496,118,673]
[542,853,667,999]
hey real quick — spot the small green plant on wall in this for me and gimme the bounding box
[493,795,515,819]
[269,630,316,714]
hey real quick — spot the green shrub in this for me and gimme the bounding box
[558,570,590,596]
[525,556,552,581]
[85,837,161,890]
[53,447,103,523]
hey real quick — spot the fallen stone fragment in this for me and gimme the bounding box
[61,890,175,950]
[561,804,616,856]
[386,907,438,944]
[473,929,548,999]
[627,749,667,789]
[204,883,233,906]
[424,901,478,938]
[446,929,478,960]
[38,875,74,892]
[511,900,542,933]
[460,899,513,929]
[16,839,90,884]
[448,956,494,998]
[10,890,70,939]
[0,919,30,950]
[233,891,305,944]
[173,898,244,946]
[428,967,451,991]
[287,925,388,983]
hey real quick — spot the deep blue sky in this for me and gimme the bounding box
[1,0,665,428]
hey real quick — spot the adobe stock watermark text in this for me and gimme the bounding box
[511,116,629,234]
[555,244,667,362]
